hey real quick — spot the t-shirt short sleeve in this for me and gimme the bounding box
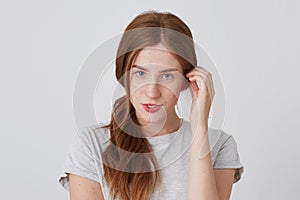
[58,127,100,191]
[213,133,244,184]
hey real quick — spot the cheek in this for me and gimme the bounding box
[162,77,185,93]
[162,84,181,100]
[129,88,142,106]
[129,79,144,96]
[162,90,180,105]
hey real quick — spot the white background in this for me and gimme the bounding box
[1,0,299,199]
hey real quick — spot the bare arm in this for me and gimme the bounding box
[69,173,104,200]
[186,67,235,199]
[213,169,235,200]
[187,129,235,200]
[187,129,220,200]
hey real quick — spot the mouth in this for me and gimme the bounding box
[142,103,163,113]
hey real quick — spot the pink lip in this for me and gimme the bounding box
[142,104,162,113]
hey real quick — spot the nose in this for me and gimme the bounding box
[145,83,161,99]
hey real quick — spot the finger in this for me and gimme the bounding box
[188,71,211,89]
[186,67,212,79]
[189,78,198,100]
[195,66,211,76]
[186,67,214,97]
[188,67,213,90]
[202,73,214,100]
[189,67,215,101]
[189,74,214,102]
[188,73,206,100]
[188,74,209,96]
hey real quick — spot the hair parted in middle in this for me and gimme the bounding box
[95,10,197,200]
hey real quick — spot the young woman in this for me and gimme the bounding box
[59,10,244,200]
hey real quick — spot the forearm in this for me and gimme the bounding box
[187,128,220,200]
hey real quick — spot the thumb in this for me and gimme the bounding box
[189,80,198,100]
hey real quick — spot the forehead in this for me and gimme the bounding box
[133,45,182,72]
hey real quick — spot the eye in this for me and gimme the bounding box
[135,71,145,77]
[162,73,173,79]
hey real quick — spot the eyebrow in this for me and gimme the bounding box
[132,65,179,73]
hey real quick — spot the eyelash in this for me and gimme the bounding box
[134,71,174,79]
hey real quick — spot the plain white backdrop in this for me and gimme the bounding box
[0,0,299,199]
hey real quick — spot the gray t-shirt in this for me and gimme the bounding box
[58,119,244,199]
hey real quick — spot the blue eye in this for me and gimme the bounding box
[162,73,173,79]
[135,71,145,77]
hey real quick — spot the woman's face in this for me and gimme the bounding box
[129,43,186,125]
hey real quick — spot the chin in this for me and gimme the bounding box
[138,112,165,125]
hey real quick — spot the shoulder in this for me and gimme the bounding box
[208,127,237,149]
[207,128,242,163]
[209,128,244,183]
[218,130,239,152]
[73,122,111,154]
[79,122,111,142]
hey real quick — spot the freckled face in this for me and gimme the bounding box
[129,44,186,125]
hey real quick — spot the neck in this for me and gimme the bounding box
[138,114,182,137]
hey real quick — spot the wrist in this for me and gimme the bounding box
[191,123,208,135]
[190,133,211,159]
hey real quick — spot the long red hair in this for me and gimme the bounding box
[95,10,197,200]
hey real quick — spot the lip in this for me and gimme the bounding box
[142,104,163,113]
